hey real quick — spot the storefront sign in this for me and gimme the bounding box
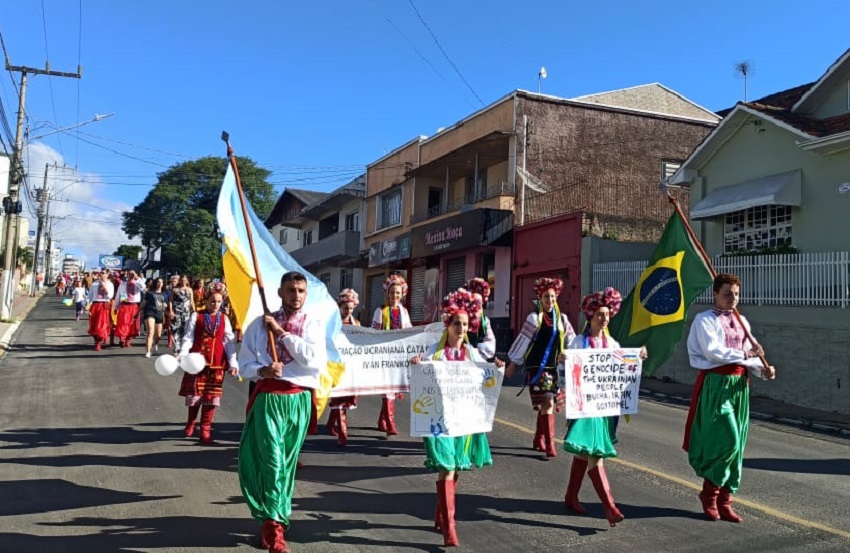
[412,209,485,258]
[368,233,411,267]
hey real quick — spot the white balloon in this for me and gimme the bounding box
[181,352,207,375]
[154,354,179,376]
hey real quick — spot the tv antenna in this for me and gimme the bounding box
[735,60,753,102]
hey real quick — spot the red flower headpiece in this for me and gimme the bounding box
[581,287,622,318]
[465,277,491,301]
[440,288,483,331]
[207,281,228,299]
[337,288,360,307]
[533,277,564,299]
[383,274,408,296]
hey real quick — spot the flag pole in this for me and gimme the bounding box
[221,131,278,363]
[665,190,769,368]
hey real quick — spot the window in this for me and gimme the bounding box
[345,210,360,232]
[304,229,314,246]
[319,272,332,288]
[465,171,487,203]
[340,267,353,290]
[479,253,496,311]
[724,205,792,254]
[377,188,402,230]
[279,228,288,245]
[662,161,682,183]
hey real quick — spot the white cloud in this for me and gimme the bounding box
[23,142,140,268]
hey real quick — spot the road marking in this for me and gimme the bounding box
[494,416,850,541]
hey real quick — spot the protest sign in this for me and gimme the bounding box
[330,322,444,397]
[559,348,643,419]
[409,359,503,438]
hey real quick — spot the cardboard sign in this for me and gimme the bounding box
[559,348,643,419]
[409,359,504,437]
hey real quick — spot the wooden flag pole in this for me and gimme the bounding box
[665,190,769,369]
[222,131,278,363]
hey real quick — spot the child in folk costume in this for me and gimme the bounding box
[114,270,146,348]
[177,289,239,444]
[410,288,504,547]
[371,274,412,437]
[562,288,646,527]
[87,271,115,351]
[464,278,497,360]
[326,288,360,447]
[506,277,576,458]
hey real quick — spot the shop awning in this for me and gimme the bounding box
[691,169,802,220]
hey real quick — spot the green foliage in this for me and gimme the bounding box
[16,246,32,270]
[122,156,275,278]
[113,244,143,260]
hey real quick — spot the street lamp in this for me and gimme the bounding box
[538,67,547,94]
[27,113,114,141]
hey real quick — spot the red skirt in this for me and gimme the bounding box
[87,302,112,341]
[115,302,141,339]
[179,367,225,402]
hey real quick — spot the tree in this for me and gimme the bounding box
[122,156,275,278]
[113,244,143,260]
[16,246,33,271]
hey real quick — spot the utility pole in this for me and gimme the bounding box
[0,61,82,319]
[29,164,49,296]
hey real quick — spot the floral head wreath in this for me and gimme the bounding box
[465,277,491,301]
[533,277,564,299]
[207,281,228,299]
[440,288,483,331]
[383,274,408,297]
[337,288,360,307]
[581,287,622,318]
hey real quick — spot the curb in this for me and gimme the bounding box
[638,388,850,439]
[0,321,20,351]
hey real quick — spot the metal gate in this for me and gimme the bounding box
[445,257,466,294]
[367,274,385,324]
[409,265,425,322]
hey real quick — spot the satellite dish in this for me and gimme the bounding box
[838,183,850,195]
[539,67,547,79]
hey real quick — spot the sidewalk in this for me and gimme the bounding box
[0,290,45,354]
[639,375,850,439]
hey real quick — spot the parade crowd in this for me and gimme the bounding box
[54,268,775,553]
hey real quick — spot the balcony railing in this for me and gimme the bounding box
[291,230,361,269]
[411,181,516,224]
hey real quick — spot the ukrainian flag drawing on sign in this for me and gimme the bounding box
[608,212,713,376]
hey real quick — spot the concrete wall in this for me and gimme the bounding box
[656,304,850,415]
[580,236,656,297]
[691,113,850,255]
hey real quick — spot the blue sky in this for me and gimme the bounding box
[2,0,848,265]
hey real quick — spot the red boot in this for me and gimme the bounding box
[262,519,289,553]
[717,487,743,523]
[543,414,558,458]
[326,409,339,437]
[564,456,588,515]
[437,479,459,547]
[699,479,721,521]
[588,465,624,526]
[184,405,201,437]
[434,481,445,532]
[337,409,348,447]
[377,398,388,432]
[533,415,545,452]
[199,405,216,444]
[385,397,399,436]
[94,338,102,351]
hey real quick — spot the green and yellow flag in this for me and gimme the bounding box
[608,212,714,376]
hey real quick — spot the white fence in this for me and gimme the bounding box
[592,251,850,308]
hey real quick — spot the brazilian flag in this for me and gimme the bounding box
[608,212,713,376]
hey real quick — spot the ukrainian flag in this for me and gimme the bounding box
[216,164,344,415]
[608,212,713,376]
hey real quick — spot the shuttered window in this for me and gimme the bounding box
[445,257,466,295]
[368,274,386,321]
[409,265,426,322]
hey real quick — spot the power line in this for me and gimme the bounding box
[406,0,484,107]
[40,0,65,159]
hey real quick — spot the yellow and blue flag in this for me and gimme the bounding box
[608,212,713,376]
[216,163,344,414]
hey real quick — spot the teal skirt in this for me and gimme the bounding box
[562,416,618,458]
[423,433,492,472]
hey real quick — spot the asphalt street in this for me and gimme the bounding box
[0,296,848,552]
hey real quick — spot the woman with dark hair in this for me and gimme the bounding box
[141,277,167,358]
[169,275,195,350]
[506,277,576,458]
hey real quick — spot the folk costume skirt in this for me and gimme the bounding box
[424,433,492,472]
[687,372,749,492]
[238,390,311,526]
[562,416,618,459]
[87,302,112,341]
[115,302,141,339]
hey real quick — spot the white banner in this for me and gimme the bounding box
[409,359,504,438]
[559,348,643,419]
[330,322,444,397]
